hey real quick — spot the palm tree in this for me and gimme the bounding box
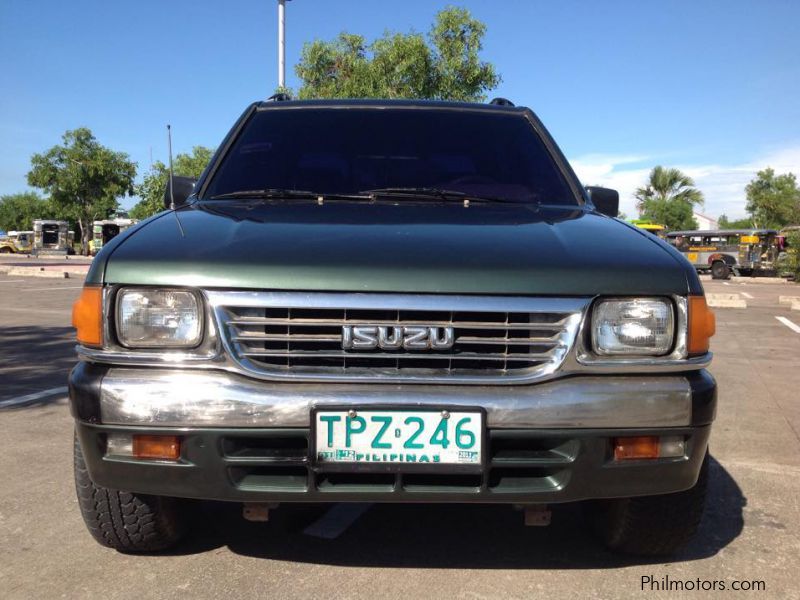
[635,166,704,213]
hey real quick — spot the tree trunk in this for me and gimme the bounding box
[78,219,88,256]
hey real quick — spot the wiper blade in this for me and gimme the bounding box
[209,189,373,201]
[209,189,321,200]
[360,187,467,201]
[360,187,524,204]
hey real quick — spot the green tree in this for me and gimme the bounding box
[0,192,55,231]
[294,6,500,101]
[27,128,136,255]
[635,166,704,230]
[639,197,698,231]
[130,146,214,220]
[718,214,753,229]
[745,168,800,229]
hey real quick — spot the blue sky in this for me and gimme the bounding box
[1,0,799,218]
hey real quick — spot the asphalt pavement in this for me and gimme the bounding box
[1,273,799,599]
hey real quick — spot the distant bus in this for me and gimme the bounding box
[666,229,781,279]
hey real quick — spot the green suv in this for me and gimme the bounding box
[70,98,717,555]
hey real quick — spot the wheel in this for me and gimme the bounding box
[73,433,187,552]
[587,452,708,556]
[711,261,730,280]
[0,247,12,253]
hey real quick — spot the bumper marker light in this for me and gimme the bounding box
[132,435,182,461]
[613,435,685,461]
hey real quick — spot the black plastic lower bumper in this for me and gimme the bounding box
[74,422,711,503]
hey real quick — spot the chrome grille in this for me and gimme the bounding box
[208,292,587,384]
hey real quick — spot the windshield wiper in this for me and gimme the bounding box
[209,189,370,201]
[361,187,467,201]
[210,187,529,204]
[360,187,523,204]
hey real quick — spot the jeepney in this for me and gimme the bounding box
[778,226,799,278]
[33,220,72,256]
[666,229,781,279]
[0,230,34,254]
[90,216,137,255]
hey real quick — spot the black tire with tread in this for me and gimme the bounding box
[588,452,709,556]
[73,433,187,552]
[711,261,730,279]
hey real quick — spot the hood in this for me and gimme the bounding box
[95,201,692,295]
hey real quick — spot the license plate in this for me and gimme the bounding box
[314,409,483,467]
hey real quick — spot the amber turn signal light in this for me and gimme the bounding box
[132,435,181,461]
[687,296,715,356]
[613,436,660,460]
[72,286,103,347]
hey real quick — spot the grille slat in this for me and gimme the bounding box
[456,336,559,345]
[215,295,584,383]
[227,317,568,331]
[240,350,559,361]
[233,334,341,342]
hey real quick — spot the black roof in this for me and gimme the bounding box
[255,98,526,113]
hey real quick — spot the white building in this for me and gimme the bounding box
[693,211,718,230]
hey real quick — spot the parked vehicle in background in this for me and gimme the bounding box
[778,226,799,279]
[629,219,666,238]
[33,219,74,256]
[0,230,34,254]
[90,215,137,255]
[666,229,781,279]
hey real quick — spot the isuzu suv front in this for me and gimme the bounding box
[69,98,716,555]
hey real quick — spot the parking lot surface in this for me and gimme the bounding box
[1,274,799,599]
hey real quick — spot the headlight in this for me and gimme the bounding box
[117,289,202,348]
[592,298,674,356]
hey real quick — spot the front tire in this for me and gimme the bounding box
[73,433,187,552]
[711,261,730,279]
[588,452,708,556]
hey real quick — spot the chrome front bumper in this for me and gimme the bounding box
[79,366,700,429]
[70,364,716,502]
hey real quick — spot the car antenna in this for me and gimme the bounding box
[167,124,175,210]
[166,124,185,237]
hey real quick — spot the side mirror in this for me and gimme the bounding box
[163,175,197,209]
[585,186,620,217]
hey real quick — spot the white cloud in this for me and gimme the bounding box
[569,145,800,220]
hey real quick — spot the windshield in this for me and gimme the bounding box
[204,108,578,205]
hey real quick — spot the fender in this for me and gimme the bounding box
[707,252,736,266]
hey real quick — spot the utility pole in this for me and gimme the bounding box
[277,0,287,89]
